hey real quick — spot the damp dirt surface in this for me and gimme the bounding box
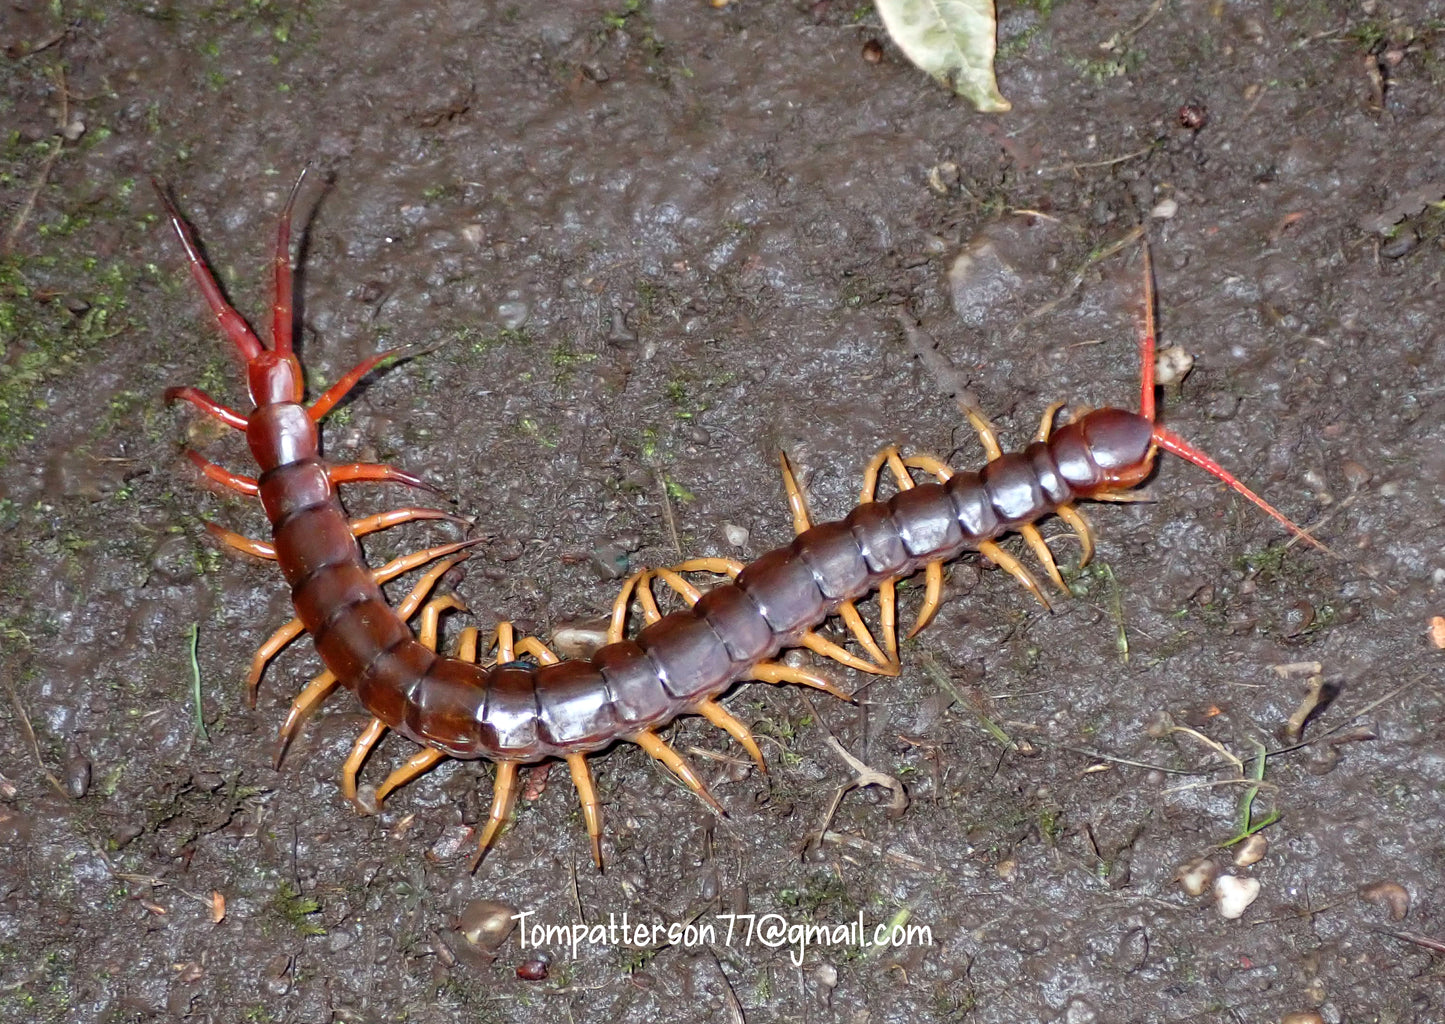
[2,1,1444,1021]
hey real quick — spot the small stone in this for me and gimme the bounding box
[1359,880,1409,920]
[1150,197,1179,219]
[1280,1012,1324,1024]
[64,743,90,799]
[1154,345,1193,385]
[1233,834,1267,867]
[426,823,473,862]
[458,899,518,952]
[590,542,629,581]
[496,299,530,330]
[1176,857,1217,897]
[260,955,292,997]
[1340,460,1371,490]
[1213,875,1261,919]
[1380,228,1418,259]
[861,39,884,63]
[927,162,961,195]
[1282,600,1315,637]
[723,522,750,548]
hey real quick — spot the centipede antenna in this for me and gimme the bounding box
[271,165,310,356]
[1138,239,1157,423]
[1151,426,1327,552]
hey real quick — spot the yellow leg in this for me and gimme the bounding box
[416,594,465,649]
[749,660,852,702]
[247,541,474,701]
[697,698,767,773]
[966,409,1004,460]
[374,747,445,806]
[206,522,276,559]
[1034,401,1067,443]
[247,618,304,706]
[674,556,745,576]
[515,636,561,665]
[902,453,954,481]
[566,753,604,869]
[486,621,518,663]
[470,761,519,870]
[1056,504,1095,567]
[366,593,465,809]
[369,540,477,587]
[607,572,646,643]
[632,730,724,814]
[457,625,479,663]
[862,447,949,642]
[877,579,899,663]
[392,558,468,619]
[780,452,898,673]
[906,565,946,639]
[272,669,339,768]
[653,566,702,604]
[797,630,899,676]
[341,717,387,808]
[1019,523,1069,594]
[978,539,1051,610]
[778,451,814,536]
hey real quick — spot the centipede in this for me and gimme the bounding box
[158,170,1323,869]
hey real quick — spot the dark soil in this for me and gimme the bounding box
[2,2,1443,1022]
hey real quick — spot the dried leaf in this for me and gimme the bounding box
[875,0,1010,112]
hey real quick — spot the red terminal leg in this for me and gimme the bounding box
[164,386,249,430]
[271,166,309,356]
[1138,241,1157,423]
[185,450,259,496]
[151,179,265,363]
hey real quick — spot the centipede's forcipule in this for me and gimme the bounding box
[158,170,1324,869]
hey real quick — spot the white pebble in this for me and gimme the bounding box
[1176,857,1217,897]
[1233,834,1268,867]
[723,522,750,548]
[1150,197,1179,219]
[1154,345,1194,386]
[1214,875,1261,919]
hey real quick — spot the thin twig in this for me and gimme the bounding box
[4,677,68,800]
[3,66,69,254]
[1036,146,1154,177]
[652,466,682,561]
[1374,927,1445,955]
[1098,0,1164,52]
[1019,225,1146,324]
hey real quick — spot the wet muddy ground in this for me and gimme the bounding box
[2,1,1444,1021]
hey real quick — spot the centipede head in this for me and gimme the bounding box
[1077,408,1157,492]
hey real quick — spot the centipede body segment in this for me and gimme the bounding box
[159,172,1321,868]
